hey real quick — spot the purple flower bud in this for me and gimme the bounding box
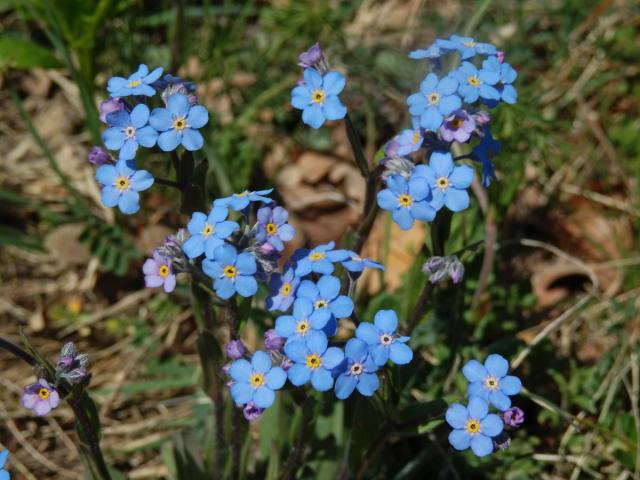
[496,51,505,63]
[222,363,231,376]
[87,146,111,166]
[472,111,491,132]
[298,43,325,69]
[448,257,465,284]
[503,407,524,428]
[258,242,277,256]
[242,402,265,421]
[264,329,285,352]
[99,97,125,123]
[225,340,246,360]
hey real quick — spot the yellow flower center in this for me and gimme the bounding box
[281,282,292,297]
[449,118,463,129]
[223,265,238,278]
[306,354,322,369]
[159,265,170,277]
[38,387,50,400]
[484,376,500,391]
[311,89,325,104]
[202,224,214,237]
[314,299,328,309]
[124,126,136,138]
[412,131,421,144]
[173,117,187,131]
[380,334,393,345]
[465,419,481,435]
[399,194,412,207]
[436,177,450,189]
[115,176,130,191]
[349,363,363,375]
[127,79,142,88]
[467,75,481,87]
[427,92,441,105]
[250,373,264,387]
[310,252,325,261]
[266,223,278,235]
[463,40,476,47]
[295,319,310,334]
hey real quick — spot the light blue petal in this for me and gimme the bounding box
[420,106,443,131]
[489,390,511,411]
[275,315,296,338]
[321,347,344,369]
[335,374,357,399]
[265,367,287,390]
[438,94,462,116]
[479,69,500,86]
[214,244,237,264]
[449,164,474,189]
[157,130,181,151]
[480,413,504,437]
[468,381,489,400]
[445,403,468,429]
[479,84,500,101]
[303,68,323,89]
[420,73,439,94]
[329,296,353,318]
[386,175,407,195]
[202,258,222,278]
[485,354,509,377]
[291,93,311,110]
[449,429,471,451]
[0,449,8,468]
[322,96,347,121]
[377,189,399,211]
[356,322,379,345]
[106,109,130,128]
[251,351,272,373]
[462,360,488,383]
[213,220,238,239]
[136,126,158,148]
[96,164,116,185]
[102,127,125,150]
[345,338,368,361]
[374,309,398,333]
[429,151,454,177]
[168,93,190,117]
[118,189,140,214]
[252,386,275,408]
[306,330,328,354]
[501,85,517,104]
[230,382,252,405]
[322,71,346,95]
[284,341,308,364]
[500,375,522,395]
[297,280,319,301]
[438,76,458,96]
[294,258,312,277]
[310,309,331,329]
[370,344,389,366]
[356,373,379,396]
[187,105,209,129]
[130,170,154,191]
[214,277,236,299]
[392,208,414,230]
[119,138,138,160]
[311,368,333,391]
[389,342,413,365]
[236,253,257,275]
[294,298,313,318]
[312,259,334,275]
[411,201,436,221]
[229,359,251,381]
[287,364,311,386]
[182,236,204,259]
[142,66,163,84]
[430,189,445,210]
[317,275,340,300]
[468,397,489,420]
[130,104,150,128]
[408,177,430,201]
[149,107,173,131]
[181,128,204,151]
[470,435,493,457]
[302,104,325,129]
[235,275,258,298]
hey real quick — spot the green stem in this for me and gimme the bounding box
[344,114,370,181]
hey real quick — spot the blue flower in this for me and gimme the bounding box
[413,152,473,212]
[463,354,522,411]
[295,275,354,330]
[149,93,209,151]
[341,252,385,274]
[102,104,158,160]
[275,298,316,343]
[377,174,436,230]
[451,62,500,103]
[0,448,9,480]
[334,338,379,399]
[408,38,457,60]
[498,59,517,104]
[355,310,412,366]
[407,73,461,131]
[448,35,496,59]
[107,64,163,97]
[214,189,273,212]
[182,206,239,259]
[284,331,344,391]
[446,397,503,457]
[202,244,258,299]
[228,351,286,408]
[470,124,501,187]
[293,241,351,277]
[266,267,300,312]
[96,159,154,214]
[392,117,424,156]
[255,206,296,252]
[291,68,347,129]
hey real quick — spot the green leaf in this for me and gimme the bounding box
[0,36,63,70]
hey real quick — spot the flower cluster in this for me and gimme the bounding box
[89,65,210,214]
[377,35,517,231]
[445,354,522,457]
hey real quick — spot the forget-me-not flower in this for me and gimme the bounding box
[22,378,60,416]
[96,159,154,214]
[202,244,258,299]
[463,354,522,411]
[214,189,273,212]
[340,252,384,274]
[356,310,412,366]
[407,73,460,131]
[293,241,350,277]
[229,351,286,408]
[408,38,457,60]
[266,267,300,312]
[413,152,473,212]
[295,275,354,329]
[451,62,500,103]
[446,397,503,457]
[102,104,158,160]
[108,64,163,97]
[498,58,517,104]
[448,35,496,59]
[182,206,239,259]
[255,206,296,252]
[392,118,424,156]
[291,68,347,129]
[143,250,176,293]
[377,173,436,230]
[149,93,209,151]
[284,331,344,391]
[334,338,379,399]
[275,298,316,343]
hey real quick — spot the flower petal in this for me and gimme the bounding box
[168,93,190,117]
[157,130,181,151]
[302,104,325,129]
[306,330,328,354]
[356,322,379,345]
[468,397,489,420]
[251,351,272,373]
[265,367,287,390]
[485,354,509,377]
[462,360,488,383]
[230,382,252,405]
[329,295,353,318]
[448,429,471,451]
[444,188,469,212]
[489,390,511,411]
[287,364,311,386]
[310,368,333,391]
[322,71,346,95]
[345,338,368,361]
[445,403,469,429]
[229,359,252,382]
[374,310,398,333]
[389,342,413,365]
[252,386,275,408]
[149,107,173,131]
[187,105,209,128]
[356,372,379,396]
[480,413,504,437]
[470,435,493,457]
[334,374,357,399]
[500,375,522,395]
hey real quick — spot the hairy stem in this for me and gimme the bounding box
[69,399,112,480]
[0,337,36,366]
